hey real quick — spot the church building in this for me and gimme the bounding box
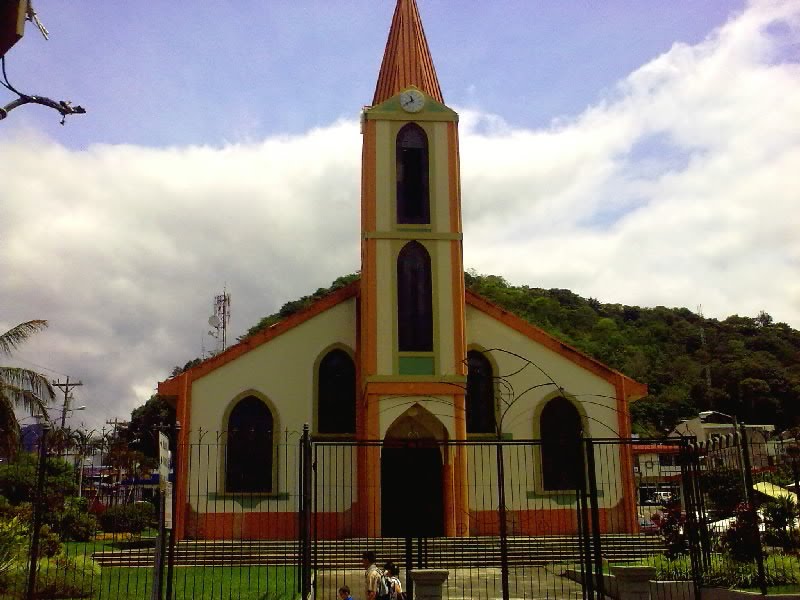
[158,0,647,541]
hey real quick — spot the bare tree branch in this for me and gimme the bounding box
[0,94,86,124]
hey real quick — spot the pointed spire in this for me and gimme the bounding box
[373,0,444,106]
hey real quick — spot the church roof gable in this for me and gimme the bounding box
[158,280,359,392]
[465,290,648,400]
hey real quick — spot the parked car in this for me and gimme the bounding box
[638,516,660,535]
[651,491,674,504]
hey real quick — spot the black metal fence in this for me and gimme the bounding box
[681,426,800,595]
[4,426,800,599]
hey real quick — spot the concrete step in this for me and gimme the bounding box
[92,534,665,567]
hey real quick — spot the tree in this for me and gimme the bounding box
[0,320,55,455]
[124,395,176,459]
[0,451,76,507]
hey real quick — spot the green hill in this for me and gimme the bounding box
[215,272,800,437]
[464,271,800,436]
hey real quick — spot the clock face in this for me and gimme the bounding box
[400,90,425,113]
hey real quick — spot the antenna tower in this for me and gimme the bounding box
[697,305,712,388]
[208,287,232,354]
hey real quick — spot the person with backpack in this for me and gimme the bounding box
[382,561,405,600]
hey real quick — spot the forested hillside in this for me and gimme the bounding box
[465,272,800,436]
[206,272,800,437]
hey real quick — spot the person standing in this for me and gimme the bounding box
[383,561,404,600]
[362,551,380,600]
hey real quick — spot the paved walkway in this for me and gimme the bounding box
[313,564,584,600]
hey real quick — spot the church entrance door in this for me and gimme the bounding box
[381,442,444,537]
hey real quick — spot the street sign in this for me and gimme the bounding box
[158,432,169,490]
[164,482,173,530]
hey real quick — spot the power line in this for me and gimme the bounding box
[12,354,70,378]
[53,376,83,428]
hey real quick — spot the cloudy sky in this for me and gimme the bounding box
[1,0,798,429]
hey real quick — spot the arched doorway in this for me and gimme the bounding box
[381,404,446,537]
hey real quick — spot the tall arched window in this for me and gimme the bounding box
[317,349,356,434]
[540,397,583,490]
[466,350,496,434]
[226,396,273,493]
[397,241,433,351]
[396,123,430,224]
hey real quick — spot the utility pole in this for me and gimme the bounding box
[104,419,129,507]
[104,418,129,435]
[53,376,83,428]
[697,305,712,389]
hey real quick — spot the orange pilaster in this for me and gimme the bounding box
[616,375,637,533]
[442,462,455,537]
[363,392,381,537]
[452,392,470,536]
[174,374,191,540]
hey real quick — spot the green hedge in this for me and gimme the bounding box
[98,502,155,534]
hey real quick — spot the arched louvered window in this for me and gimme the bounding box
[466,350,496,434]
[317,349,356,434]
[397,241,433,352]
[226,396,273,493]
[396,123,430,224]
[540,397,583,490]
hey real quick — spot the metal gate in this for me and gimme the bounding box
[298,432,690,600]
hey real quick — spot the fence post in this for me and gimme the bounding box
[26,422,50,600]
[679,440,703,598]
[577,438,594,599]
[740,424,768,596]
[495,438,510,600]
[165,420,180,600]
[584,438,604,599]
[300,424,312,600]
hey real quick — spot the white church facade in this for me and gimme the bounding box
[158,0,647,541]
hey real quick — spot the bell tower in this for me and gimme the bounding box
[357,0,469,537]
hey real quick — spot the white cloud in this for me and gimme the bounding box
[2,0,798,425]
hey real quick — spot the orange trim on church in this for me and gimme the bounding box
[447,122,462,232]
[451,244,466,377]
[163,281,359,387]
[615,375,638,532]
[364,381,464,397]
[466,290,648,400]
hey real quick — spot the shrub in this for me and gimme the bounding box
[657,505,688,559]
[762,496,796,549]
[638,554,800,588]
[99,502,155,534]
[33,554,100,598]
[54,497,98,542]
[58,511,97,542]
[37,524,63,558]
[0,516,28,577]
[721,503,761,562]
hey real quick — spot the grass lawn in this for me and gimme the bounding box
[50,537,296,599]
[2,566,298,600]
[94,566,299,600]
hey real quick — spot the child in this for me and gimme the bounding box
[338,585,353,600]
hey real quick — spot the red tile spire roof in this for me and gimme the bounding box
[373,0,444,106]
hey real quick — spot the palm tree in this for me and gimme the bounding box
[0,320,56,456]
